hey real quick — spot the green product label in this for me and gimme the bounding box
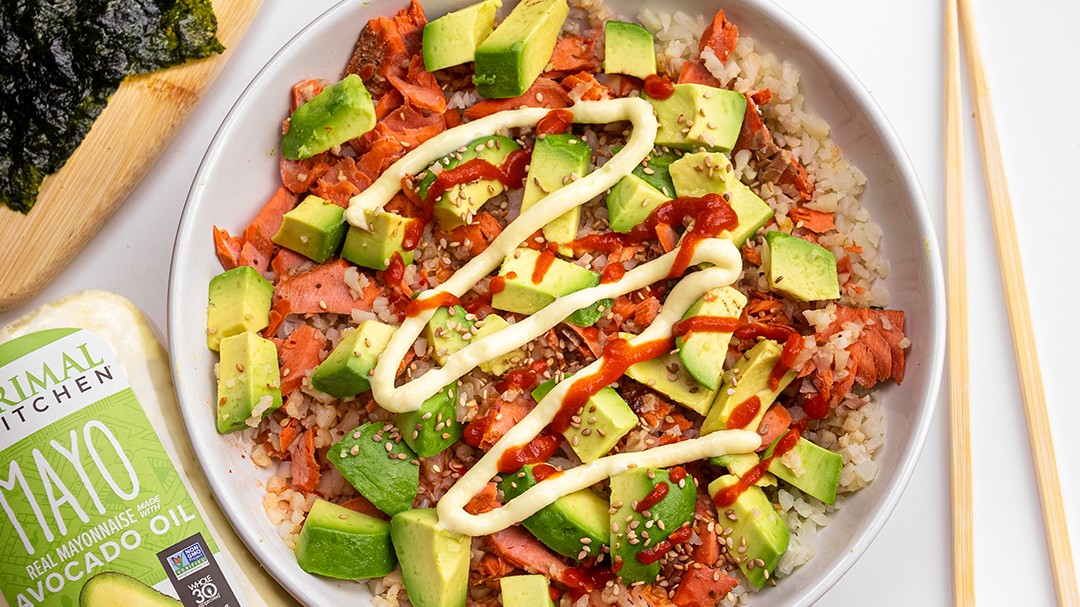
[0,329,237,606]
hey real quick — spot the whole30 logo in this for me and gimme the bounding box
[187,574,222,605]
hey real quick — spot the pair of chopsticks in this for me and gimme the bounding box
[945,1,1080,605]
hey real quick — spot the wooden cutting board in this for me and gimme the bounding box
[0,0,264,312]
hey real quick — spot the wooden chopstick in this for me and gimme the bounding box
[943,1,974,605]
[956,1,1080,604]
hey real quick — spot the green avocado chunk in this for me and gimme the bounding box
[272,194,347,263]
[310,320,396,398]
[521,133,592,254]
[533,378,637,462]
[295,499,396,579]
[423,305,525,375]
[675,286,747,390]
[394,383,462,457]
[206,265,273,351]
[621,332,717,415]
[708,475,789,588]
[764,433,843,505]
[416,135,522,230]
[329,422,419,516]
[216,332,282,434]
[609,467,697,584]
[341,209,416,271]
[282,74,376,160]
[605,174,670,233]
[473,0,569,98]
[500,574,555,607]
[701,339,797,435]
[491,248,600,320]
[763,231,841,301]
[500,464,610,559]
[646,84,747,152]
[79,572,180,607]
[423,0,502,71]
[667,149,774,246]
[603,21,656,79]
[391,509,471,607]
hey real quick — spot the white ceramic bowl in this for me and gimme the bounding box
[168,0,945,604]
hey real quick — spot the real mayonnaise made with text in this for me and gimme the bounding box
[0,292,293,607]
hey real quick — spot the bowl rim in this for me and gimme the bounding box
[168,0,945,604]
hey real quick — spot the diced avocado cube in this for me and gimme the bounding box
[282,74,375,160]
[500,464,610,559]
[668,151,773,246]
[422,0,502,71]
[79,572,180,607]
[605,173,670,233]
[311,320,396,398]
[491,248,599,316]
[391,509,471,607]
[707,475,789,588]
[329,422,419,516]
[709,453,776,488]
[533,379,637,462]
[416,135,522,230]
[394,384,461,457]
[646,84,747,152]
[631,148,679,196]
[621,332,717,415]
[340,209,416,271]
[701,340,797,435]
[423,305,525,375]
[500,574,554,607]
[295,499,396,579]
[216,332,282,434]
[473,0,569,98]
[668,151,731,199]
[762,231,840,301]
[206,265,273,351]
[272,195,347,263]
[725,179,774,246]
[764,433,843,505]
[521,133,592,255]
[565,297,611,328]
[609,468,696,584]
[603,21,656,80]
[675,286,747,390]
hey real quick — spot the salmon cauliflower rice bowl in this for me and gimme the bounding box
[204,0,910,604]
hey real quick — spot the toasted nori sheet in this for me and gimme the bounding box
[0,0,224,213]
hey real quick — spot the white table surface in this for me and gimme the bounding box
[2,1,1077,605]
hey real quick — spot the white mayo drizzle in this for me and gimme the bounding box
[345,97,753,536]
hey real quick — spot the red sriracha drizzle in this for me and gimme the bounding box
[493,338,673,477]
[532,242,560,284]
[635,482,669,512]
[496,433,562,473]
[554,337,674,433]
[535,108,574,136]
[672,315,739,339]
[531,462,562,482]
[405,291,461,318]
[713,419,808,508]
[636,522,693,564]
[643,74,675,100]
[563,566,616,600]
[411,148,530,241]
[726,395,761,429]
[733,322,805,390]
[572,194,738,278]
[497,368,538,393]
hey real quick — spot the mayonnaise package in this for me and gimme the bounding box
[0,292,294,607]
